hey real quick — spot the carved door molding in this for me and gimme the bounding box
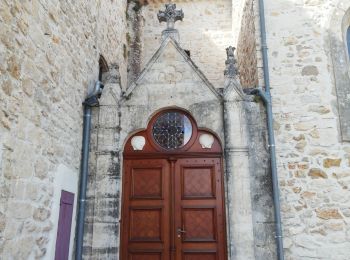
[121,109,227,260]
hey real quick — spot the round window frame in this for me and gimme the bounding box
[147,109,198,152]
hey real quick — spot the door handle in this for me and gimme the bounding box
[177,228,186,234]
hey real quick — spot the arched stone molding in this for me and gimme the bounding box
[329,1,350,141]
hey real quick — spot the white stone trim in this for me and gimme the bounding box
[131,136,146,150]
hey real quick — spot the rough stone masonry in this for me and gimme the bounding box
[0,0,128,258]
[1,0,350,259]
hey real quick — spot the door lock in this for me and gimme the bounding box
[177,226,186,238]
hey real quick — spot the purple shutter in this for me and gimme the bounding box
[55,190,75,260]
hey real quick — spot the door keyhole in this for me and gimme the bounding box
[177,226,186,238]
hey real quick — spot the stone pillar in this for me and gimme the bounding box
[84,64,122,259]
[224,78,255,260]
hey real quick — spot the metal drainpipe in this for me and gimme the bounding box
[75,81,104,260]
[249,0,285,259]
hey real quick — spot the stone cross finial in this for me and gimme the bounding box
[158,3,184,30]
[224,46,239,78]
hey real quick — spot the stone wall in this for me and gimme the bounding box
[236,0,259,88]
[126,0,145,86]
[140,0,234,88]
[232,0,247,46]
[264,0,350,259]
[84,65,122,259]
[2,0,350,259]
[0,0,128,258]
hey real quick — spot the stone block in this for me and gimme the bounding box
[8,202,33,219]
[33,207,50,221]
[93,197,120,223]
[308,168,328,179]
[34,159,49,180]
[92,222,119,249]
[316,209,343,220]
[323,158,342,168]
[99,106,119,128]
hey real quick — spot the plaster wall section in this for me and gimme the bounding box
[0,0,128,258]
[140,0,234,88]
[264,0,350,259]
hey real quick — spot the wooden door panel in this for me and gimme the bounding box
[183,252,217,260]
[122,157,226,260]
[182,208,217,242]
[122,159,170,260]
[129,207,163,241]
[131,168,163,199]
[175,158,226,260]
[182,167,216,199]
[129,252,162,260]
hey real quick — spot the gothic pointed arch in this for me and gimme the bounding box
[98,55,109,82]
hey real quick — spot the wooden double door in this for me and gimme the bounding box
[121,157,227,260]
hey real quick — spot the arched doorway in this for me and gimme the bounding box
[120,109,227,260]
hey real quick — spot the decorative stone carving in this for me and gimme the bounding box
[102,63,120,84]
[224,46,239,78]
[131,136,146,151]
[199,134,215,149]
[158,4,184,30]
[158,4,184,42]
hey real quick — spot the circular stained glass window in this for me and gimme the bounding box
[152,112,193,150]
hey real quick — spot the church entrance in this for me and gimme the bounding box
[120,110,227,260]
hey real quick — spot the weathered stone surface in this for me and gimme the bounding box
[0,0,128,258]
[0,213,6,232]
[308,168,328,179]
[323,158,342,168]
[294,122,314,131]
[301,65,319,76]
[2,1,350,259]
[34,160,48,180]
[266,1,350,258]
[8,202,33,219]
[295,140,307,152]
[237,0,258,88]
[316,209,343,220]
[301,191,316,199]
[308,105,331,114]
[33,208,50,221]
[141,0,234,89]
[293,134,305,141]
